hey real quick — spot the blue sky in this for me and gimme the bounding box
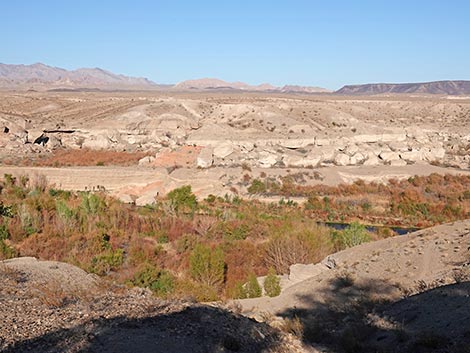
[2,0,470,89]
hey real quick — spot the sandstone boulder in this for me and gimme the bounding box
[379,151,400,163]
[350,152,366,165]
[258,151,278,168]
[423,147,446,161]
[363,155,381,166]
[138,156,156,166]
[135,194,157,206]
[196,147,213,168]
[315,146,337,161]
[344,144,359,156]
[213,142,234,159]
[400,150,423,163]
[83,134,112,149]
[283,153,322,168]
[334,153,350,166]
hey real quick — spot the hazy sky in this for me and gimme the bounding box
[3,1,470,89]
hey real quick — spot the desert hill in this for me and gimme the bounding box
[0,257,307,353]
[236,219,470,352]
[336,80,470,95]
[173,78,330,93]
[0,63,157,90]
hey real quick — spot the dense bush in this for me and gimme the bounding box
[167,185,198,214]
[334,222,371,249]
[132,264,175,297]
[244,273,262,298]
[189,243,225,288]
[264,267,281,297]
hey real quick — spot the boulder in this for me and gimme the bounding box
[400,150,423,163]
[138,156,156,166]
[135,194,157,206]
[83,134,112,149]
[334,153,350,166]
[258,151,278,168]
[283,153,322,168]
[350,152,366,165]
[315,146,337,161]
[315,138,331,146]
[196,147,213,168]
[423,147,446,161]
[47,135,62,149]
[213,142,234,159]
[238,141,255,152]
[118,194,135,204]
[344,144,359,156]
[379,151,400,163]
[363,155,381,166]
[387,141,410,152]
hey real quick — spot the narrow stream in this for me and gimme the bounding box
[318,222,420,235]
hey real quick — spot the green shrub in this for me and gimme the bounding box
[189,243,225,288]
[335,222,370,249]
[176,234,198,254]
[244,273,262,298]
[0,240,17,260]
[223,224,249,241]
[247,179,267,194]
[264,268,281,297]
[167,185,197,213]
[80,193,104,215]
[0,224,10,241]
[90,249,124,275]
[0,202,13,217]
[132,264,175,297]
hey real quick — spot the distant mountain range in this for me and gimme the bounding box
[1,63,469,95]
[0,63,158,90]
[173,78,330,93]
[335,80,470,95]
[0,63,330,93]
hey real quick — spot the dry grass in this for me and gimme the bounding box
[27,148,152,167]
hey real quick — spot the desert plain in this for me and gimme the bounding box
[1,91,470,202]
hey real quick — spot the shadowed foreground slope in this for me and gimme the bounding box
[0,258,306,353]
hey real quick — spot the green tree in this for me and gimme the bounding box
[189,243,225,288]
[263,267,281,297]
[167,185,197,213]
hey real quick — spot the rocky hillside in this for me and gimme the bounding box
[0,63,157,90]
[336,80,470,95]
[0,257,307,353]
[236,220,470,352]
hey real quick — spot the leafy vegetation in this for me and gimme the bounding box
[0,173,469,300]
[264,268,281,297]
